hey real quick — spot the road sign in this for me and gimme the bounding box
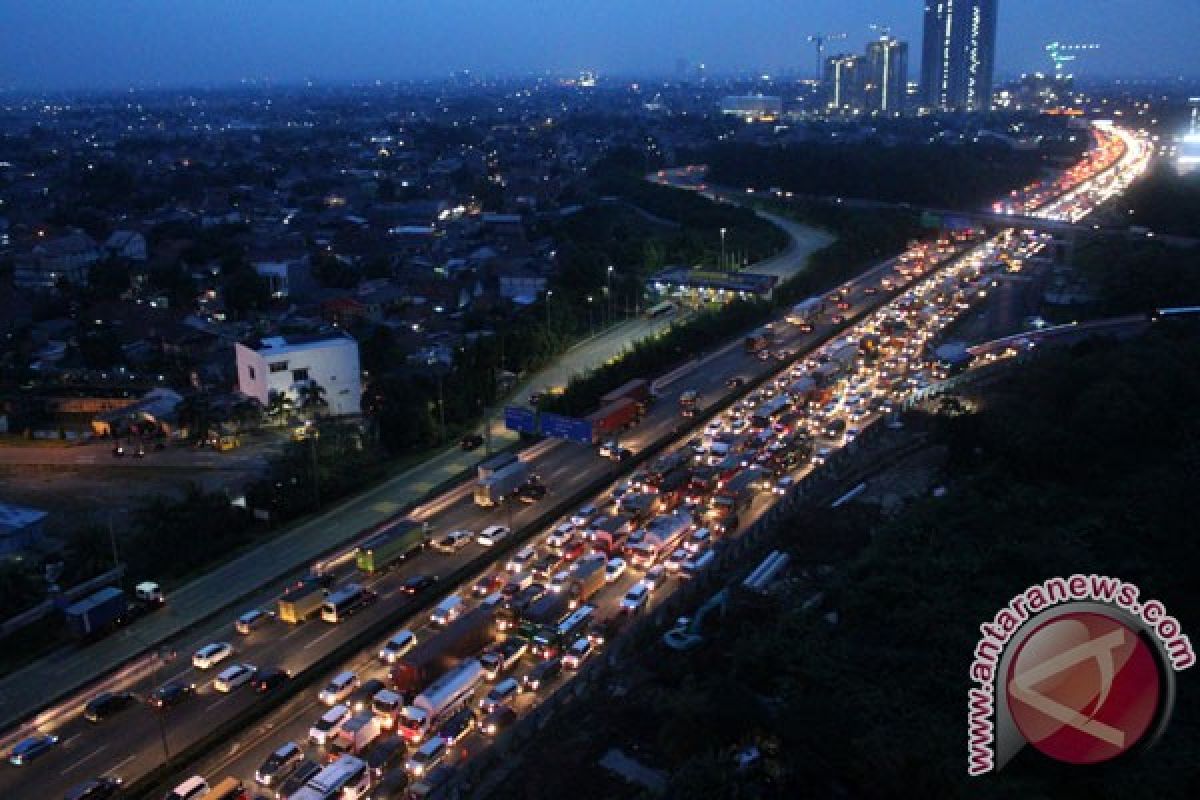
[503,406,538,435]
[539,412,593,445]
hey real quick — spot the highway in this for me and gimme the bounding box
[1,122,1148,800]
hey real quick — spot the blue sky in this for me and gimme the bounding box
[0,1,1196,89]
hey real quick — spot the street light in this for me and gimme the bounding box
[587,295,594,336]
[606,265,614,325]
[309,428,321,510]
[719,228,727,271]
[545,289,553,324]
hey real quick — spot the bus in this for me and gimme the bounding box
[321,584,376,624]
[645,300,677,319]
[530,604,596,659]
[750,395,790,429]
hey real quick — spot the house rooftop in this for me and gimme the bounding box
[244,329,356,355]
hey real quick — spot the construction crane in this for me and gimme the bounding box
[1045,42,1100,81]
[869,23,892,38]
[807,32,846,81]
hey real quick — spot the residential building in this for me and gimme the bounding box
[0,502,47,555]
[824,55,867,112]
[865,37,909,114]
[104,230,148,261]
[14,231,101,289]
[920,0,998,112]
[719,95,783,121]
[235,331,362,416]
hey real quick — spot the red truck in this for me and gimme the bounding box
[588,397,641,444]
[390,607,496,700]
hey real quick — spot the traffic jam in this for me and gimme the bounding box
[12,123,1143,800]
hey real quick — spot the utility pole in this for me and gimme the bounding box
[606,266,614,326]
[309,430,321,510]
[436,370,446,444]
[107,512,122,586]
[719,228,727,271]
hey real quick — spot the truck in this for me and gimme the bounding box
[829,343,859,368]
[629,513,692,569]
[749,394,789,429]
[327,711,381,758]
[355,522,428,575]
[477,452,518,480]
[744,330,771,353]
[474,458,531,507]
[565,556,607,608]
[786,297,824,328]
[391,607,496,699]
[587,397,641,445]
[786,376,817,404]
[679,388,699,417]
[706,469,760,533]
[63,583,166,639]
[278,581,327,624]
[600,379,651,409]
[397,659,484,742]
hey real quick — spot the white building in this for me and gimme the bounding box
[235,332,362,416]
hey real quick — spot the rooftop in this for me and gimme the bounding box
[0,502,48,536]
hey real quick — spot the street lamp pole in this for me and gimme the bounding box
[719,228,727,271]
[152,646,176,764]
[587,295,594,336]
[606,265,614,325]
[436,370,446,444]
[309,431,321,510]
[545,289,553,325]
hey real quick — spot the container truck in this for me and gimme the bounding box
[397,659,484,743]
[356,522,428,575]
[786,297,824,327]
[391,607,496,699]
[278,581,327,624]
[474,458,530,507]
[600,379,651,409]
[565,557,606,608]
[477,452,518,480]
[629,513,692,569]
[63,587,128,638]
[587,397,641,445]
[327,712,381,758]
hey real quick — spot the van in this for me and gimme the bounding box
[207,777,246,800]
[480,592,505,611]
[164,776,209,800]
[310,703,351,745]
[255,741,303,787]
[429,595,464,628]
[684,528,712,554]
[319,671,358,706]
[234,608,269,635]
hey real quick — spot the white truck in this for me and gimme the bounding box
[326,711,381,758]
[289,754,371,800]
[629,513,693,570]
[786,297,823,327]
[397,659,484,743]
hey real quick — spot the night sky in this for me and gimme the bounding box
[0,0,1196,90]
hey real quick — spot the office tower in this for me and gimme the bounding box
[920,0,998,111]
[824,54,867,112]
[865,37,909,114]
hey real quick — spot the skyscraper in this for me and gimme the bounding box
[865,37,909,114]
[920,0,998,111]
[824,54,867,112]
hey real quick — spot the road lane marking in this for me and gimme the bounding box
[206,694,235,712]
[107,754,136,775]
[61,744,107,774]
[61,734,80,747]
[303,627,341,650]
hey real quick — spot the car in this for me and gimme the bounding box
[255,741,304,787]
[517,482,547,503]
[664,548,689,573]
[149,680,195,709]
[372,769,412,800]
[432,529,472,553]
[235,608,270,635]
[644,565,667,592]
[501,572,534,600]
[164,776,209,800]
[757,349,772,361]
[477,525,511,546]
[472,572,507,597]
[774,475,796,496]
[480,705,518,737]
[506,545,537,573]
[604,557,627,583]
[620,582,650,614]
[405,736,448,777]
[400,574,438,595]
[64,776,123,800]
[277,759,321,800]
[365,735,407,778]
[83,690,134,723]
[319,671,358,706]
[192,641,234,670]
[598,439,619,459]
[521,657,563,692]
[379,629,418,663]
[8,734,57,766]
[831,314,845,324]
[350,678,387,713]
[531,552,562,581]
[570,504,598,527]
[214,662,257,692]
[459,433,484,451]
[309,704,352,745]
[480,678,520,714]
[562,637,594,670]
[813,447,832,466]
[726,376,746,389]
[252,667,290,693]
[547,569,571,594]
[447,696,491,737]
[561,539,588,562]
[846,427,861,442]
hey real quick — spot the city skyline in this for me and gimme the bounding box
[1,0,1198,91]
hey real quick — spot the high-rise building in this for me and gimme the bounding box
[865,37,909,114]
[920,0,998,111]
[824,54,867,112]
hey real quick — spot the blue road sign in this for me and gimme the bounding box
[539,412,593,445]
[504,406,539,435]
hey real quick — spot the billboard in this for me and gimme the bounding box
[539,412,593,445]
[503,406,538,435]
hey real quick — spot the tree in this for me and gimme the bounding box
[175,393,215,441]
[298,382,328,417]
[266,390,293,421]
